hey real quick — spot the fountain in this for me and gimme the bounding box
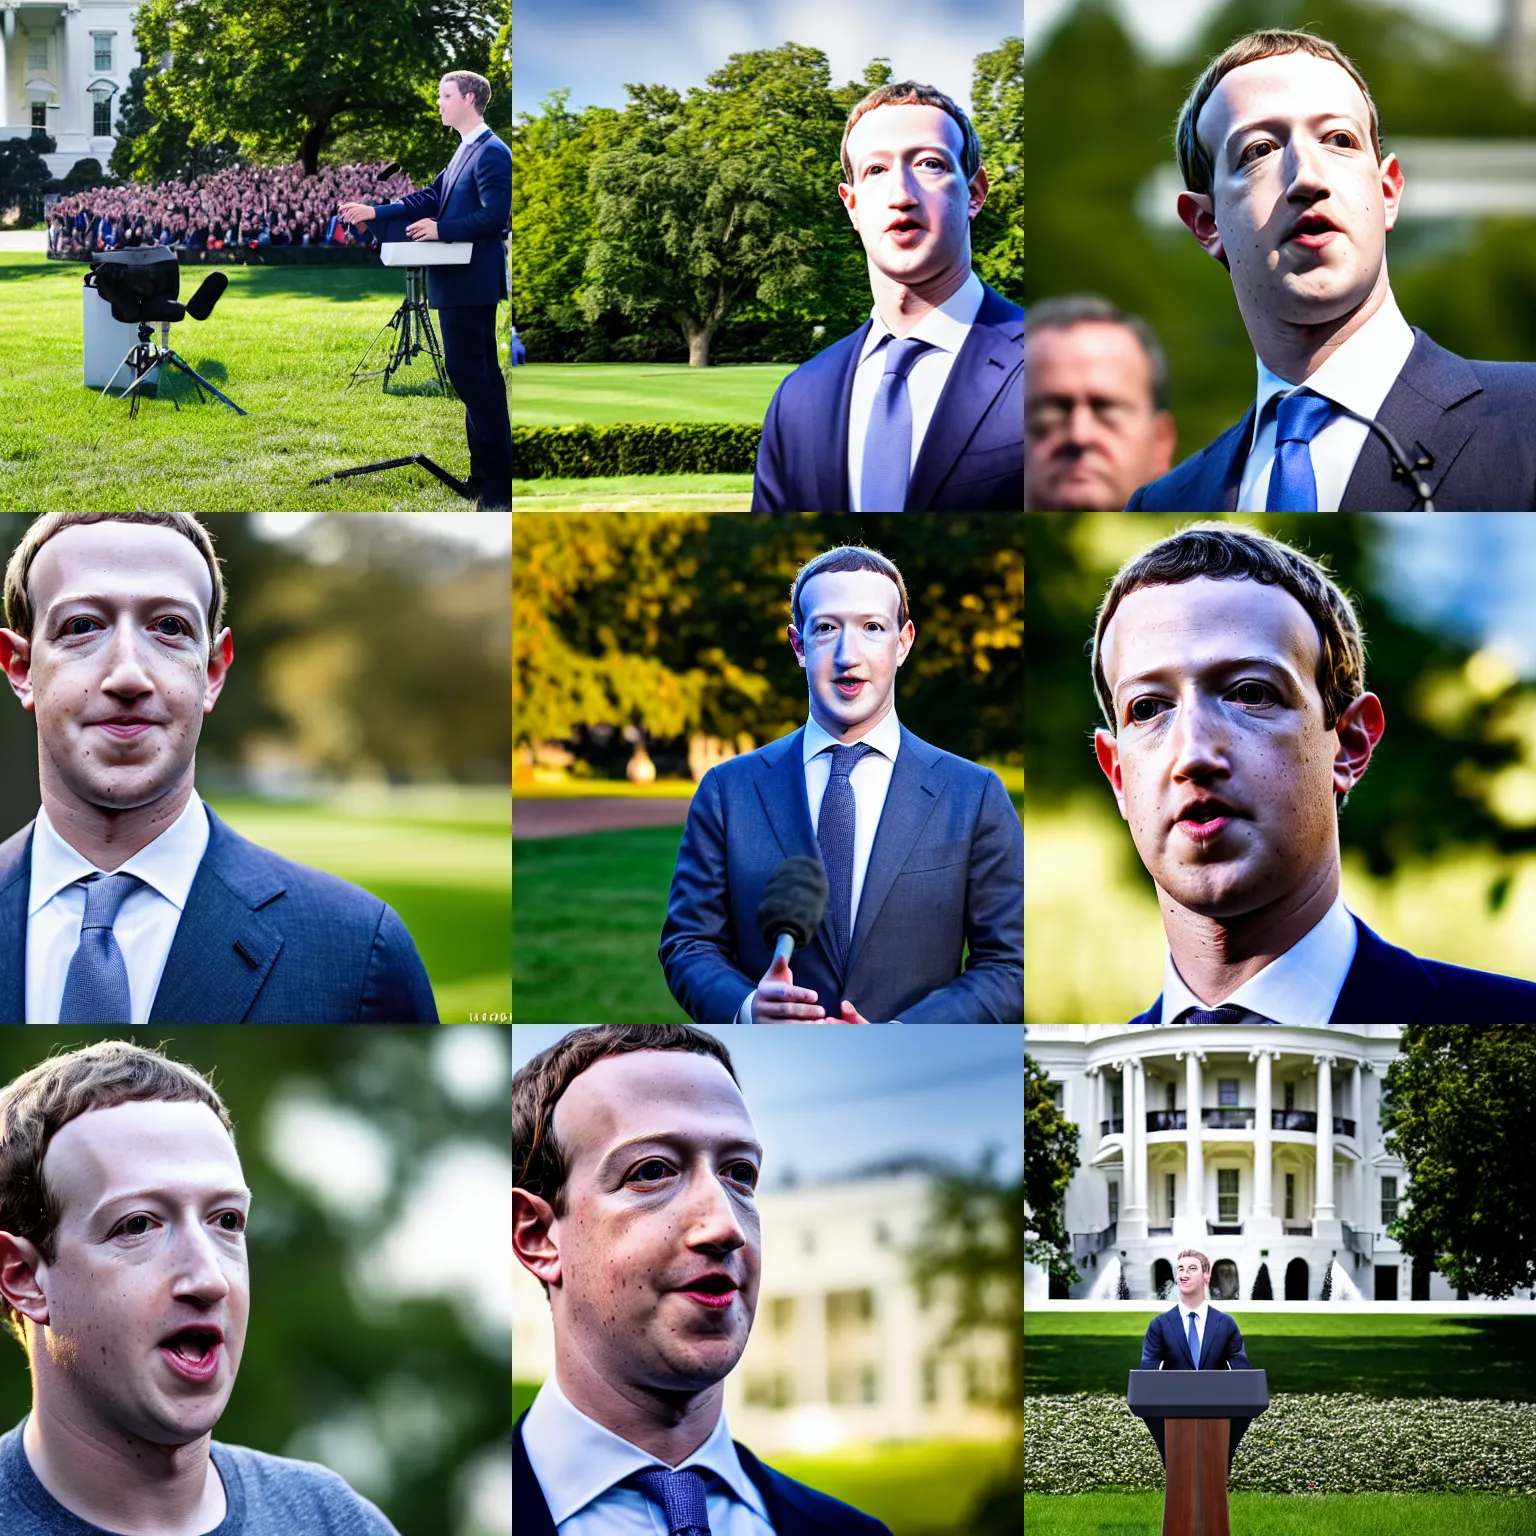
[1322,1256,1363,1301]
[1088,1254,1126,1300]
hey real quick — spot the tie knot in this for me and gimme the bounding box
[881,336,931,380]
[1176,1005,1247,1024]
[631,1466,711,1536]
[827,742,873,779]
[1274,389,1334,445]
[79,873,142,930]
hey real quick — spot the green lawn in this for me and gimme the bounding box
[0,254,486,510]
[510,362,791,425]
[1024,1491,1536,1536]
[1024,1311,1536,1402]
[513,825,686,1023]
[511,471,753,510]
[209,795,508,1021]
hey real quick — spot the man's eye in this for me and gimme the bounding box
[63,616,100,636]
[1325,131,1356,149]
[1128,698,1168,724]
[153,617,190,636]
[726,1162,759,1188]
[117,1215,156,1237]
[217,1211,245,1233]
[1232,681,1272,706]
[1239,140,1275,166]
[630,1159,671,1183]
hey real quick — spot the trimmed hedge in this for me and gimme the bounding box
[512,423,761,479]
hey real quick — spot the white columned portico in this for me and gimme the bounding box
[1173,1049,1206,1242]
[1313,1053,1342,1241]
[1090,1066,1103,1146]
[1121,1056,1149,1239]
[1249,1047,1280,1237]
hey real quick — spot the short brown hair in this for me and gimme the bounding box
[1091,523,1366,733]
[1177,1248,1211,1275]
[1176,31,1383,197]
[442,70,491,115]
[514,1026,739,1216]
[840,81,982,184]
[3,513,226,644]
[790,546,910,632]
[0,1041,235,1347]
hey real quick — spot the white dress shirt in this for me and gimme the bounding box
[1160,894,1358,1027]
[445,121,492,190]
[26,793,209,1025]
[737,709,901,1022]
[520,1376,775,1535]
[847,270,984,510]
[1182,1299,1211,1367]
[1237,287,1417,512]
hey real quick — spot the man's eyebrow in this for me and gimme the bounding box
[91,1185,253,1216]
[598,1132,764,1170]
[804,610,896,625]
[1224,111,1368,150]
[44,593,205,622]
[1111,654,1306,702]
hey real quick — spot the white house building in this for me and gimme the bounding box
[0,0,139,178]
[1027,1024,1533,1305]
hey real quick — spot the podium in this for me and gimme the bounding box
[1127,1369,1269,1536]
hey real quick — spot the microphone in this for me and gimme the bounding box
[1334,403,1435,510]
[756,856,828,969]
[378,161,402,181]
[184,271,228,322]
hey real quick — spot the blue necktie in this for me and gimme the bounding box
[632,1466,711,1536]
[1188,1310,1201,1369]
[1265,390,1335,511]
[817,742,873,969]
[58,873,142,1024]
[1177,1006,1248,1024]
[861,337,932,512]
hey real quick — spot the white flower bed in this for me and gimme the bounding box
[1024,1393,1536,1496]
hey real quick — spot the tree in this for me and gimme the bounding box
[1382,1024,1536,1300]
[970,37,1023,301]
[109,63,240,184]
[1025,1054,1081,1287]
[0,137,56,226]
[131,0,499,178]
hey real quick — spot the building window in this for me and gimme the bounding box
[1218,1078,1238,1106]
[29,37,48,70]
[1285,1081,1295,1111]
[1048,1081,1064,1110]
[769,1296,795,1334]
[1285,1172,1295,1220]
[873,1220,891,1248]
[94,33,114,71]
[1217,1168,1239,1223]
[1166,1172,1176,1220]
[826,1288,874,1331]
[31,103,48,131]
[1381,1177,1399,1225]
[922,1357,939,1405]
[801,1230,816,1256]
[1165,1083,1176,1112]
[94,98,112,137]
[1108,1180,1119,1224]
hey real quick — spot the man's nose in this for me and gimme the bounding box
[171,1225,234,1304]
[1168,691,1228,776]
[1285,136,1333,200]
[98,624,156,694]
[682,1170,747,1255]
[884,160,919,204]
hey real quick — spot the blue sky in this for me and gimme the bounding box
[513,0,1022,119]
[512,1025,1023,1188]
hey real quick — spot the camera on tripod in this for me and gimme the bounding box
[86,248,247,419]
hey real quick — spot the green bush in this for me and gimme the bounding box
[511,422,761,478]
[1024,1393,1536,1496]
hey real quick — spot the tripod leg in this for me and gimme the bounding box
[164,354,248,416]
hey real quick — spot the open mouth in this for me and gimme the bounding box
[833,677,866,700]
[1285,213,1337,246]
[887,218,925,242]
[677,1276,738,1309]
[1174,803,1241,842]
[158,1327,222,1382]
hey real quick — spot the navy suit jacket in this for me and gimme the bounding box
[1128,330,1536,511]
[1138,1304,1254,1464]
[659,726,1023,1023]
[0,809,437,1024]
[372,129,510,309]
[514,1414,893,1536]
[1130,915,1536,1025]
[751,282,1023,512]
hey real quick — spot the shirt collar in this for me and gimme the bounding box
[859,269,985,365]
[29,793,210,917]
[802,708,902,766]
[458,122,492,146]
[520,1375,768,1525]
[1249,286,1416,449]
[1161,894,1356,1026]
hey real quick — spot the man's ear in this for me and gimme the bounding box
[967,164,989,221]
[0,629,35,712]
[787,624,806,669]
[895,619,916,666]
[1333,691,1385,794]
[1094,727,1129,820]
[203,628,233,714]
[513,1189,561,1290]
[1177,190,1225,265]
[0,1231,49,1330]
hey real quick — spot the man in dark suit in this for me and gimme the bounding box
[660,547,1022,1024]
[0,513,437,1023]
[1138,1250,1254,1475]
[340,71,512,510]
[751,82,1021,513]
[1092,524,1536,1025]
[513,1025,892,1536]
[1128,30,1536,512]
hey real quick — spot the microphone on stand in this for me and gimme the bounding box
[1335,403,1435,510]
[756,856,829,970]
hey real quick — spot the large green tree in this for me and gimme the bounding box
[1025,1054,1081,1288]
[109,64,240,184]
[970,37,1023,302]
[1382,1025,1536,1300]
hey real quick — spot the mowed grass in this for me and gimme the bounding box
[1024,1490,1536,1536]
[0,254,484,510]
[209,796,509,1021]
[1024,1310,1536,1402]
[513,825,688,1023]
[509,361,792,425]
[511,471,753,510]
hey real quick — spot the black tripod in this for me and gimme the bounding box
[105,320,247,421]
[348,266,454,394]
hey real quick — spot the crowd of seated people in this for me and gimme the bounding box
[47,160,416,257]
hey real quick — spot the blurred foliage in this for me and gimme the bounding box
[1026,0,1536,456]
[0,1027,509,1536]
[1024,1054,1080,1287]
[514,39,1023,365]
[1383,1024,1536,1300]
[513,513,1022,768]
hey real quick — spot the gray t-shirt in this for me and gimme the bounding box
[0,1419,400,1535]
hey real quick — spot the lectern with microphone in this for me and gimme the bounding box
[1127,1368,1269,1536]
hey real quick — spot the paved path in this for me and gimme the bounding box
[0,232,48,253]
[513,796,693,839]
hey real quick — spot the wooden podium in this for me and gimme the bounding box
[1127,1368,1269,1536]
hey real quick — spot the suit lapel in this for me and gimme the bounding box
[0,825,32,1024]
[512,1417,558,1536]
[442,132,489,205]
[822,324,867,511]
[736,1440,849,1534]
[1203,411,1252,511]
[148,811,285,1024]
[1329,916,1438,1025]
[756,731,842,981]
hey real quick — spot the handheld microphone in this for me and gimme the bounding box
[1335,403,1435,511]
[756,856,828,969]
